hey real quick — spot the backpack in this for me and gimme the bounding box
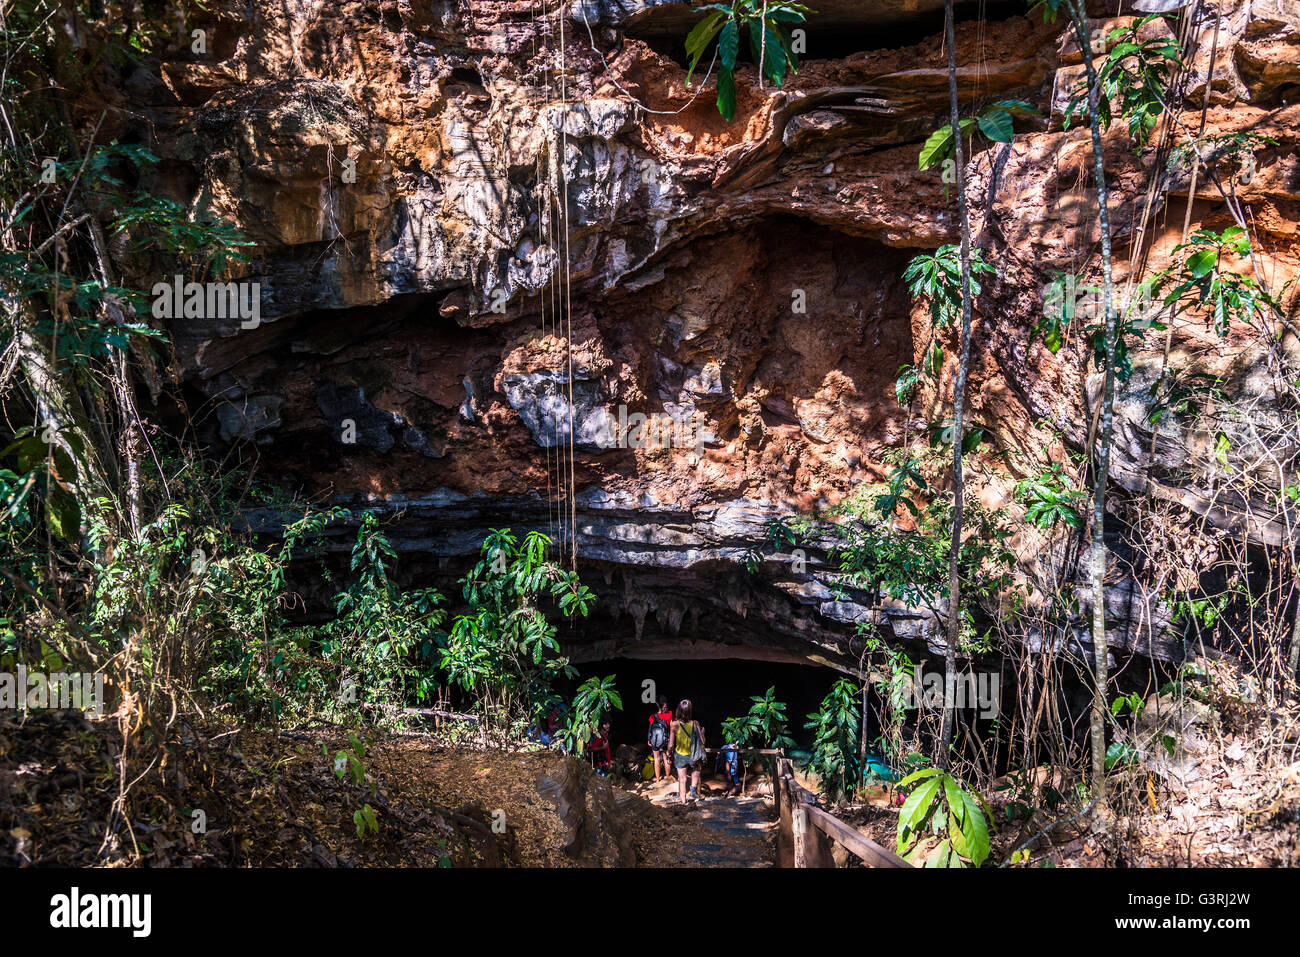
[648,715,669,750]
[688,724,705,765]
[717,745,738,774]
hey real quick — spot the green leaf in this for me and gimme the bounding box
[896,766,941,787]
[899,774,942,835]
[976,106,1015,143]
[716,67,737,122]
[686,10,726,56]
[993,99,1039,116]
[685,11,726,85]
[760,25,787,86]
[918,124,955,170]
[925,342,943,376]
[1105,740,1136,771]
[925,838,952,867]
[772,23,799,74]
[960,790,990,865]
[961,426,987,454]
[1186,248,1216,279]
[943,775,965,819]
[719,18,739,70]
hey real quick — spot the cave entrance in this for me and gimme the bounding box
[620,0,1031,66]
[568,655,838,754]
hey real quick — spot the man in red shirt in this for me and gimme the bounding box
[588,717,613,773]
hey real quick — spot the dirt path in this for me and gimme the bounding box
[622,776,777,867]
[1,714,785,868]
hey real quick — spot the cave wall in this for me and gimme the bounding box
[93,0,1300,669]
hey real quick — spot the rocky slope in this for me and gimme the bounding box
[94,0,1300,670]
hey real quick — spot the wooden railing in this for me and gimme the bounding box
[771,755,910,868]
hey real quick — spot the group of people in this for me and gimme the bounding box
[538,695,743,800]
[647,696,742,803]
[540,705,616,773]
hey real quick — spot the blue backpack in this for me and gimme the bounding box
[722,745,739,773]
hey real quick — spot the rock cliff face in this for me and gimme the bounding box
[100,1,1300,669]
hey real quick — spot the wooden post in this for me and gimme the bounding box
[771,747,912,869]
[791,802,808,868]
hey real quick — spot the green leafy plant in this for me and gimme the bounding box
[1158,662,1207,698]
[894,364,921,407]
[353,804,379,839]
[904,245,995,331]
[0,425,85,544]
[918,100,1037,171]
[1171,594,1230,629]
[325,733,373,790]
[873,455,927,519]
[1084,290,1164,383]
[724,686,796,750]
[926,419,989,454]
[804,677,861,802]
[1063,14,1180,148]
[567,674,623,752]
[1038,272,1166,382]
[1015,462,1085,530]
[1167,131,1276,185]
[1110,691,1145,718]
[1157,227,1276,335]
[1104,740,1137,771]
[1146,371,1224,426]
[685,1,812,121]
[1034,271,1093,354]
[319,512,447,712]
[441,529,594,735]
[895,766,991,867]
[324,733,381,838]
[858,631,915,762]
[744,514,807,573]
[826,452,1017,637]
[903,246,995,381]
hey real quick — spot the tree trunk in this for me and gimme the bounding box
[1287,585,1300,687]
[1069,0,1118,810]
[938,0,975,770]
[82,206,144,537]
[0,245,111,511]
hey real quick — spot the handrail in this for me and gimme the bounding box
[802,804,911,869]
[772,755,910,869]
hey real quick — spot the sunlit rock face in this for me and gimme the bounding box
[97,0,1300,667]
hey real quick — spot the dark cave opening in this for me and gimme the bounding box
[566,655,837,752]
[616,0,1033,67]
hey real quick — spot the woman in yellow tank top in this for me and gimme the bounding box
[669,699,705,803]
